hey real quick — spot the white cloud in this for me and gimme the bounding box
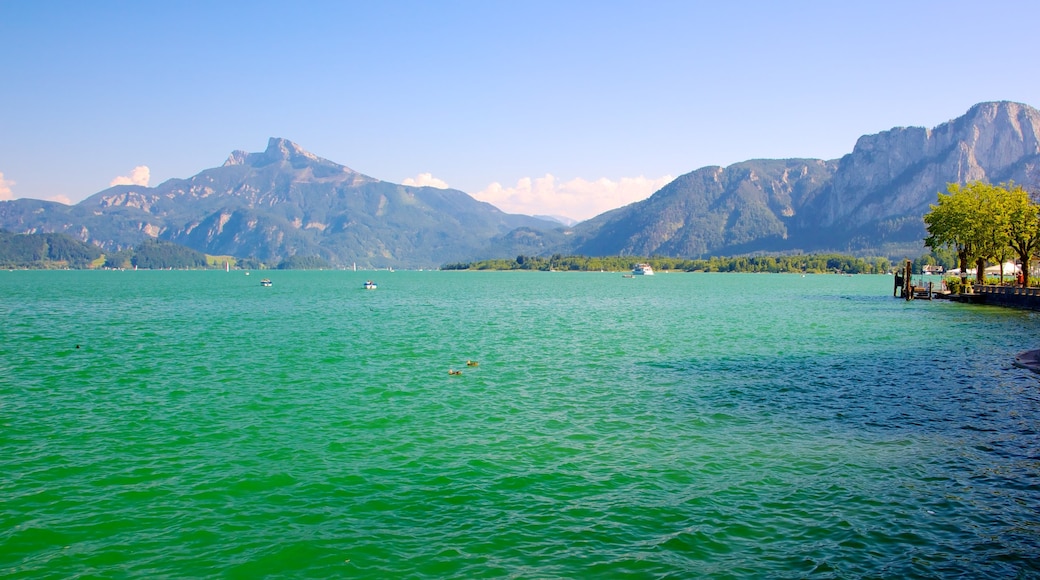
[402,172,449,189]
[110,165,151,187]
[0,172,69,204]
[0,171,14,201]
[473,173,674,221]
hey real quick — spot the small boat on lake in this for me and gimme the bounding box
[363,280,377,290]
[260,278,272,287]
[632,263,654,276]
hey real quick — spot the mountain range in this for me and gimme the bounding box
[565,101,1040,259]
[1,101,1038,268]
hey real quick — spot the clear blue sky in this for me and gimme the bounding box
[2,0,1038,220]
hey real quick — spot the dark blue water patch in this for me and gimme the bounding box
[644,340,1040,571]
[651,346,1040,436]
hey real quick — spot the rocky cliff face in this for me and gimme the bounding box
[567,101,1040,258]
[800,101,1040,231]
[223,137,372,182]
[567,159,836,256]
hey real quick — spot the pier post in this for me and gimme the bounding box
[904,260,913,301]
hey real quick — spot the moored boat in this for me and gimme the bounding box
[632,263,654,276]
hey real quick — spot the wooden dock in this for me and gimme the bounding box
[893,260,935,300]
[891,259,1040,309]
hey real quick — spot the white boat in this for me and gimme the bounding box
[363,280,377,290]
[260,278,272,287]
[632,263,654,276]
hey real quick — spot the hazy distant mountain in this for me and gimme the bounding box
[535,214,580,227]
[0,138,560,268]
[563,101,1040,258]
[564,158,836,256]
[1,102,1037,266]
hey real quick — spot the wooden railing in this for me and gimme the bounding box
[972,285,1040,310]
[976,285,1040,298]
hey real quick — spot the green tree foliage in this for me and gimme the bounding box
[276,255,332,270]
[924,181,1040,285]
[0,230,103,268]
[925,182,986,282]
[976,182,1015,282]
[131,239,208,269]
[1006,183,1040,287]
[237,257,268,270]
[0,231,249,270]
[103,249,133,269]
[447,253,891,274]
[926,246,958,271]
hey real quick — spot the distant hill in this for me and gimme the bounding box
[562,101,1040,258]
[534,214,580,227]
[1,102,1037,265]
[0,231,232,270]
[0,139,560,269]
[564,158,836,256]
[0,230,103,268]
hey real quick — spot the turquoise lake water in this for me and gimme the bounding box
[2,270,1039,578]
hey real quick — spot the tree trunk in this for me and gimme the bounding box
[958,248,969,285]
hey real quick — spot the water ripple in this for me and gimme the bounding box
[2,272,1039,578]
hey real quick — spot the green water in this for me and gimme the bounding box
[2,270,1039,578]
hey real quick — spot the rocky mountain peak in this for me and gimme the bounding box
[223,137,358,174]
[261,137,317,165]
[956,101,1040,165]
[963,100,1038,126]
[804,101,1040,231]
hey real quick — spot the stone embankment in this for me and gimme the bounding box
[949,285,1040,311]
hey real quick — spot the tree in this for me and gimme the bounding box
[131,238,208,269]
[1006,183,1040,287]
[925,182,991,284]
[974,182,1015,283]
[103,249,132,269]
[276,255,331,269]
[924,181,1040,287]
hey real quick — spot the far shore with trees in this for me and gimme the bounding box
[0,231,297,270]
[443,253,894,274]
[10,185,1039,281]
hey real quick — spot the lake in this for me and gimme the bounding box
[2,270,1039,578]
